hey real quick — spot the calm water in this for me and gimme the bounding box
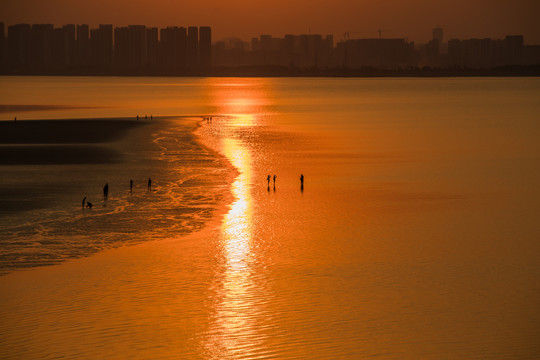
[1,76,540,359]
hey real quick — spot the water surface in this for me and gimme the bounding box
[1,76,539,359]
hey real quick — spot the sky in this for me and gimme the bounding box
[1,0,540,44]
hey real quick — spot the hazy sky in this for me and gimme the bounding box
[2,0,539,44]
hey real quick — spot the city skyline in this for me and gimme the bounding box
[2,22,539,75]
[1,0,539,44]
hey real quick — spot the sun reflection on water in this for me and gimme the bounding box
[203,80,273,358]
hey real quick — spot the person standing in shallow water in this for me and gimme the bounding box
[103,183,109,200]
[82,197,86,208]
[148,177,152,191]
[130,179,133,192]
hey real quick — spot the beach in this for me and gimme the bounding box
[0,116,236,273]
[1,76,539,359]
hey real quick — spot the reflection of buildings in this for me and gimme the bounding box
[1,22,539,73]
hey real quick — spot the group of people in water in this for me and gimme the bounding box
[136,114,152,120]
[267,174,305,191]
[82,173,305,209]
[81,177,153,209]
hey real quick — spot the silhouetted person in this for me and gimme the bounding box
[82,197,86,208]
[150,115,153,120]
[86,201,93,209]
[14,116,16,122]
[267,175,271,187]
[103,183,109,200]
[145,114,147,120]
[273,175,277,186]
[137,114,139,120]
[148,177,152,191]
[130,179,133,192]
[300,174,304,192]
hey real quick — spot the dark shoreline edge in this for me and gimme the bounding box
[0,117,148,144]
[1,64,540,77]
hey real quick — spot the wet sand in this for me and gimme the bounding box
[0,118,148,214]
[0,118,145,144]
[0,105,99,114]
[0,115,236,275]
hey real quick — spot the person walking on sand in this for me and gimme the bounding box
[130,179,133,192]
[300,174,304,186]
[148,177,152,191]
[103,183,109,200]
[267,175,271,187]
[82,197,86,208]
[273,175,277,186]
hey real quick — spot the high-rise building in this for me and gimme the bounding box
[91,24,113,67]
[433,27,443,45]
[8,24,32,69]
[159,26,187,71]
[504,35,524,65]
[147,27,158,67]
[31,24,54,69]
[76,24,90,66]
[53,24,76,68]
[114,27,130,68]
[129,25,148,68]
[199,26,211,68]
[187,26,198,68]
[0,22,4,67]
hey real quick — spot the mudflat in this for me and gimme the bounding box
[0,118,145,144]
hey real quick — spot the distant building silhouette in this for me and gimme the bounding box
[199,26,211,68]
[91,24,113,69]
[335,38,414,68]
[147,27,158,68]
[76,24,90,67]
[1,22,538,74]
[187,26,198,69]
[8,24,31,70]
[0,22,5,69]
[159,26,187,71]
[53,24,76,69]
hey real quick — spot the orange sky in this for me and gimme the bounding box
[1,0,539,44]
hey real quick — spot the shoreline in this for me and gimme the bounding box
[2,65,540,77]
[0,115,239,275]
[0,117,148,144]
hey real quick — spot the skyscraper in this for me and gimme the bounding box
[199,26,211,68]
[53,24,76,68]
[0,23,4,67]
[433,27,443,45]
[159,26,186,71]
[8,24,32,69]
[92,24,113,68]
[76,24,90,66]
[31,24,54,69]
[147,27,158,67]
[187,26,198,69]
